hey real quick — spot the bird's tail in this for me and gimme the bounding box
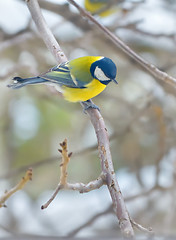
[7,76,46,89]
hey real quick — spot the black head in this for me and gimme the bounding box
[90,57,117,85]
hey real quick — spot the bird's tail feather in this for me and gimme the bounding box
[7,76,47,89]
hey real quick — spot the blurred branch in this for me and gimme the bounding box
[0,18,32,40]
[152,106,166,185]
[69,183,175,237]
[38,0,91,31]
[26,0,134,237]
[0,64,30,80]
[130,218,154,236]
[0,97,152,180]
[67,0,176,88]
[0,32,33,53]
[68,204,113,237]
[114,21,176,43]
[0,168,32,208]
[126,27,176,43]
[0,18,33,53]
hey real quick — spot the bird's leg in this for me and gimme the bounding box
[81,99,100,113]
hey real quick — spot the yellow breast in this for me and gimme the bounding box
[62,79,106,102]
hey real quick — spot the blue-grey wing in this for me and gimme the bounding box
[40,62,86,89]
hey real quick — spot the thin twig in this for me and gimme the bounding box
[68,204,113,237]
[41,184,63,210]
[130,218,154,236]
[58,139,71,186]
[0,32,33,53]
[41,139,70,209]
[67,0,176,88]
[41,176,106,210]
[122,26,176,42]
[41,140,105,209]
[0,168,32,208]
[66,173,106,193]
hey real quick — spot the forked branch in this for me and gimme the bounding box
[41,139,105,209]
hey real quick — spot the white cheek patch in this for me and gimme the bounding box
[94,66,110,81]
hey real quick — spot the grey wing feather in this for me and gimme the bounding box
[40,63,86,89]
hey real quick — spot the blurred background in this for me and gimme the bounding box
[0,0,176,238]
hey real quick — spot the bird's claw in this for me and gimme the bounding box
[81,100,100,113]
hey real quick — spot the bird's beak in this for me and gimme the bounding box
[112,79,118,84]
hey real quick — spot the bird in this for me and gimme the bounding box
[84,0,117,17]
[7,56,117,110]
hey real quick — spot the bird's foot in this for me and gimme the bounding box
[81,99,100,113]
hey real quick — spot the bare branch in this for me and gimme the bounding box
[41,139,105,209]
[58,139,71,186]
[66,173,106,193]
[130,218,154,236]
[122,25,176,43]
[26,0,67,63]
[0,32,33,53]
[0,168,32,208]
[69,183,175,237]
[41,139,69,209]
[41,184,63,210]
[67,0,176,88]
[68,204,113,237]
[84,107,134,238]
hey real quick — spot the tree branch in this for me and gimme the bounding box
[26,0,134,237]
[130,218,154,236]
[41,139,105,209]
[26,0,67,63]
[67,0,176,88]
[0,168,32,208]
[84,107,134,237]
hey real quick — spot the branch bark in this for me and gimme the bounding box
[85,107,134,237]
[26,0,67,63]
[26,0,134,238]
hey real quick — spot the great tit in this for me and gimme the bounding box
[8,56,117,110]
[84,0,117,17]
